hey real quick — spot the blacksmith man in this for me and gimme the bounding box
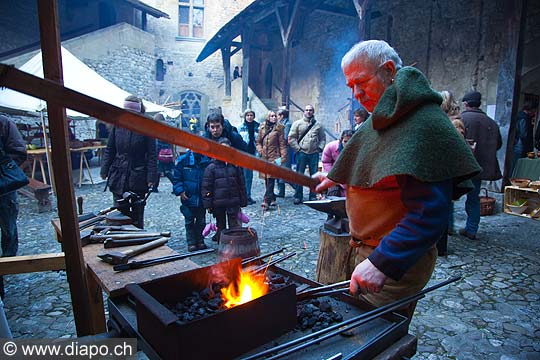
[316,40,480,319]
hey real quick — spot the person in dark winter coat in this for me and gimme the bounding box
[172,150,211,252]
[460,91,502,240]
[201,138,248,243]
[511,101,536,175]
[100,95,157,228]
[153,113,175,192]
[0,115,27,300]
[204,109,247,152]
[276,108,293,197]
[238,109,259,204]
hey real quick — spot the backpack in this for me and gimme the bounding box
[157,148,174,163]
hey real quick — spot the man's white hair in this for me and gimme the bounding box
[341,40,403,70]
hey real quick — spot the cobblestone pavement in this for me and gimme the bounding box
[3,170,540,359]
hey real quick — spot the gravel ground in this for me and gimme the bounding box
[2,163,540,359]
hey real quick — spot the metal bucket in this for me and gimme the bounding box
[218,227,259,261]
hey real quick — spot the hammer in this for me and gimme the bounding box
[97,237,169,265]
[91,225,145,233]
[89,231,171,242]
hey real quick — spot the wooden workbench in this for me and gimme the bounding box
[28,145,106,187]
[51,219,199,333]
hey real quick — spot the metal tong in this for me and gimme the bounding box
[296,280,351,300]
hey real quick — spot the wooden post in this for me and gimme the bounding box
[221,46,232,97]
[315,227,355,285]
[282,45,291,109]
[37,0,97,336]
[497,0,527,186]
[275,0,300,109]
[241,31,250,112]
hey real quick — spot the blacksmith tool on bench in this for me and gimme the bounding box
[97,237,169,265]
[89,231,171,242]
[103,236,162,248]
[113,248,215,272]
[91,225,145,233]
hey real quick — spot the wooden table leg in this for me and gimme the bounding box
[31,157,37,180]
[39,157,48,185]
[85,267,107,334]
[82,153,94,185]
[79,152,84,188]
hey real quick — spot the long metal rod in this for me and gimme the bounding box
[341,322,402,360]
[242,248,286,266]
[113,248,214,272]
[0,65,319,190]
[250,252,297,274]
[268,322,398,360]
[241,276,461,360]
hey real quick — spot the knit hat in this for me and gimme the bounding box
[462,91,481,104]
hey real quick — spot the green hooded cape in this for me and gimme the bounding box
[329,67,481,199]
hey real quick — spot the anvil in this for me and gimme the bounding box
[303,197,349,234]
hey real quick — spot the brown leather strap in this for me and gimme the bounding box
[350,236,379,248]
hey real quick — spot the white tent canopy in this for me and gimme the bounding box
[0,47,176,118]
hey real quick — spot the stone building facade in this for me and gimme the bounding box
[143,0,254,129]
[2,0,538,161]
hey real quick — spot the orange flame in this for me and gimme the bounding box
[221,271,268,308]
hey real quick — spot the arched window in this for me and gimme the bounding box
[171,91,206,134]
[156,59,165,81]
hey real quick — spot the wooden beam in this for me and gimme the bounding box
[0,253,65,276]
[252,6,280,24]
[275,0,301,48]
[282,45,291,109]
[230,45,242,57]
[241,30,250,112]
[500,0,527,187]
[37,0,96,336]
[221,47,232,97]
[0,65,319,190]
[315,4,358,18]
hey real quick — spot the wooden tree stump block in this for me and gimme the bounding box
[18,178,52,213]
[316,226,356,284]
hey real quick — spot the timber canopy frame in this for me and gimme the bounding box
[196,0,359,111]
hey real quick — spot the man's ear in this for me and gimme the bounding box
[381,60,397,79]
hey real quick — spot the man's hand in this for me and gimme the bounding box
[350,259,387,295]
[313,172,336,193]
[180,192,189,201]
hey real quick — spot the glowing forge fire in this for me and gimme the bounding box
[221,271,269,308]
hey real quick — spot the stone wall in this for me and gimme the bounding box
[145,0,254,121]
[63,23,156,100]
[366,0,506,113]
